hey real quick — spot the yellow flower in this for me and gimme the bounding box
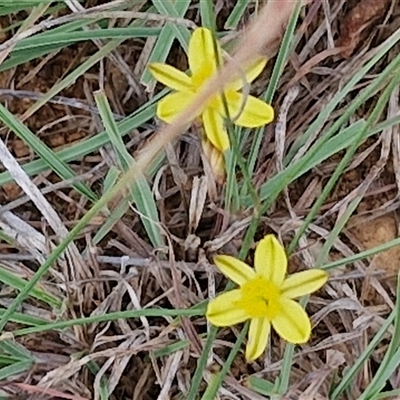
[148,27,274,152]
[206,235,328,361]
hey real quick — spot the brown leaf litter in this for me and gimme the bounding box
[1,0,400,399]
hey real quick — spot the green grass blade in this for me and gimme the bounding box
[224,146,241,212]
[13,27,162,51]
[289,59,400,255]
[0,103,97,202]
[0,19,101,71]
[0,95,158,187]
[87,360,110,400]
[9,307,205,337]
[275,309,300,393]
[0,0,60,5]
[242,117,395,211]
[227,121,259,212]
[95,91,164,248]
[20,37,131,120]
[0,230,13,245]
[375,389,400,399]
[264,1,301,104]
[286,34,400,163]
[0,2,66,18]
[330,310,395,399]
[316,197,362,267]
[102,166,120,194]
[245,0,301,183]
[0,264,61,308]
[254,49,400,209]
[151,0,190,52]
[224,0,251,29]
[323,236,400,271]
[153,339,190,358]
[94,91,134,172]
[187,326,218,400]
[0,360,33,380]
[200,323,248,400]
[358,270,400,399]
[0,340,32,360]
[140,1,191,89]
[246,376,275,396]
[0,355,23,365]
[92,198,130,245]
[199,0,216,31]
[0,308,49,326]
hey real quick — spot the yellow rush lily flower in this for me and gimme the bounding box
[206,235,328,361]
[148,27,274,153]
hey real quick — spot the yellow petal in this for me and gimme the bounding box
[230,57,267,91]
[281,270,328,299]
[157,91,199,123]
[148,63,192,91]
[214,255,256,286]
[271,298,311,344]
[206,289,249,326]
[254,235,287,287]
[202,107,230,151]
[188,27,221,86]
[225,91,274,127]
[246,317,270,361]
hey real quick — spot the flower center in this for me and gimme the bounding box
[236,276,281,320]
[191,60,217,88]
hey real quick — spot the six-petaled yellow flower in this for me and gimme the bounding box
[148,27,274,153]
[206,235,328,361]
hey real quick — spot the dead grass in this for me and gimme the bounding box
[1,0,400,399]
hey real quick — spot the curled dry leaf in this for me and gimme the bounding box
[188,176,208,232]
[336,0,391,58]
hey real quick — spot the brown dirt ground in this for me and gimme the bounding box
[1,0,400,399]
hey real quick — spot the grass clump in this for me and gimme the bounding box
[0,1,400,399]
